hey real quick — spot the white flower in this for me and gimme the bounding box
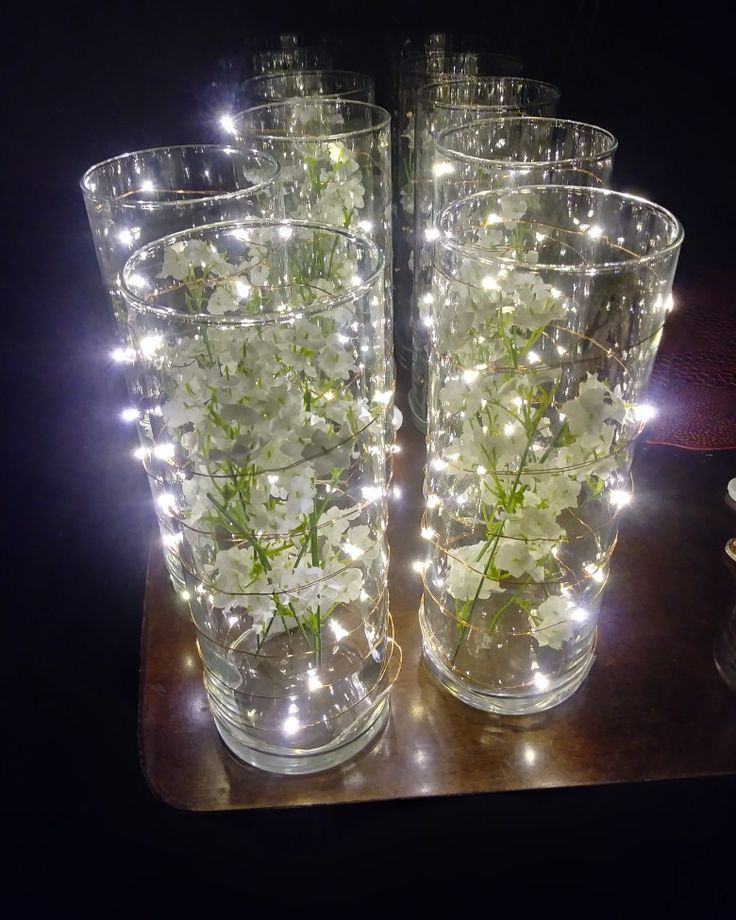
[447,542,502,602]
[561,374,625,439]
[281,474,315,524]
[510,276,566,332]
[319,506,358,547]
[317,335,358,379]
[500,195,527,221]
[533,596,573,651]
[503,504,564,544]
[532,474,581,513]
[495,538,544,582]
[207,284,239,315]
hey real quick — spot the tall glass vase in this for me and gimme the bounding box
[122,218,401,773]
[394,53,524,370]
[230,100,397,472]
[420,185,683,714]
[409,114,611,430]
[238,69,375,109]
[81,145,282,594]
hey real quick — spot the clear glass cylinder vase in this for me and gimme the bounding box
[238,69,375,109]
[395,53,525,370]
[230,100,397,472]
[410,114,613,431]
[420,185,683,714]
[121,218,400,772]
[81,145,282,595]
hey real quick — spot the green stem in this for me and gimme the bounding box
[449,384,557,666]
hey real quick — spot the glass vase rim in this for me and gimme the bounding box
[254,43,331,58]
[231,99,390,143]
[79,144,281,210]
[435,116,618,168]
[401,50,524,77]
[417,76,561,111]
[121,217,384,325]
[438,185,684,274]
[239,68,376,93]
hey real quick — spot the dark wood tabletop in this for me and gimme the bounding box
[139,377,736,811]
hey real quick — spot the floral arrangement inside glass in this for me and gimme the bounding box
[419,185,683,714]
[230,98,398,474]
[122,218,401,773]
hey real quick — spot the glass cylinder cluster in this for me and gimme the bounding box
[122,219,400,773]
[420,186,682,714]
[80,145,282,593]
[394,54,524,369]
[238,69,375,108]
[411,113,614,430]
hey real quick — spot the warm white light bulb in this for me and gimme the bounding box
[282,716,301,735]
[219,113,236,134]
[153,443,175,460]
[610,489,632,509]
[156,493,176,513]
[633,403,657,422]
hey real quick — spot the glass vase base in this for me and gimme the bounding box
[212,696,391,775]
[165,564,188,596]
[420,626,596,715]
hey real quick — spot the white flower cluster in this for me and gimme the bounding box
[271,104,368,231]
[429,198,636,653]
[142,232,387,647]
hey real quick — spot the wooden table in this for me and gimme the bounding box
[139,382,736,811]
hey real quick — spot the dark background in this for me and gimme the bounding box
[5,1,735,910]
